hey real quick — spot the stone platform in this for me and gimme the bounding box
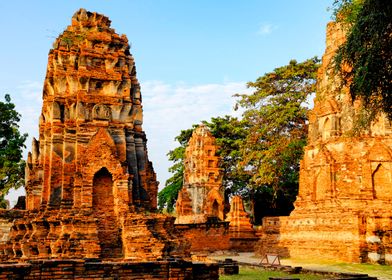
[258,211,392,263]
[0,259,218,279]
[0,210,188,262]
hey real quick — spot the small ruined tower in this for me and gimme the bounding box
[175,125,224,224]
[225,196,254,237]
[1,9,189,262]
[225,196,259,251]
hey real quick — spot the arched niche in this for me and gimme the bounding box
[206,189,224,220]
[372,163,392,200]
[212,199,219,217]
[92,104,111,120]
[93,167,114,211]
[315,166,331,201]
[52,102,61,120]
[310,147,334,201]
[93,167,123,258]
[79,128,130,212]
[322,117,332,141]
[368,143,392,200]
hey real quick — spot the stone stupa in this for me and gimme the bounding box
[175,125,225,224]
[258,22,392,264]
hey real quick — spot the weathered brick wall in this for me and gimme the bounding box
[258,214,363,262]
[175,221,259,253]
[0,221,11,243]
[175,222,231,253]
[229,237,259,252]
[0,210,24,243]
[0,259,219,280]
[257,21,392,265]
[259,211,392,264]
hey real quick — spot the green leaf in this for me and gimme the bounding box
[0,94,27,208]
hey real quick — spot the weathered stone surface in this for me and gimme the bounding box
[226,196,259,251]
[176,125,225,224]
[25,8,157,213]
[0,9,190,263]
[258,22,392,264]
[0,259,219,280]
[0,210,24,244]
[175,221,231,253]
[226,196,254,235]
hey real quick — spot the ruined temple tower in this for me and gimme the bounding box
[0,9,190,262]
[175,125,225,224]
[26,9,157,213]
[259,22,392,264]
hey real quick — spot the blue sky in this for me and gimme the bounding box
[0,1,332,204]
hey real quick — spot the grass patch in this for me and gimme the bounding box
[329,262,392,279]
[282,258,392,279]
[220,267,324,280]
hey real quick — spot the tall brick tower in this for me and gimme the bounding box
[258,22,392,264]
[25,8,157,213]
[1,9,189,262]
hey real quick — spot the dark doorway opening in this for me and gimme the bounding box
[93,167,123,258]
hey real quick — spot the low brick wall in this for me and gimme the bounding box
[0,259,218,279]
[175,222,231,253]
[257,212,392,265]
[229,237,259,252]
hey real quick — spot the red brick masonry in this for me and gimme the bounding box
[0,259,218,279]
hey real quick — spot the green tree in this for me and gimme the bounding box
[235,58,320,218]
[333,0,392,121]
[0,94,27,208]
[331,0,364,25]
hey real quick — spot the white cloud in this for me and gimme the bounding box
[142,81,249,188]
[5,80,249,205]
[257,23,277,35]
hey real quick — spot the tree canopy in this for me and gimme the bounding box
[333,0,392,120]
[234,57,320,217]
[0,94,27,208]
